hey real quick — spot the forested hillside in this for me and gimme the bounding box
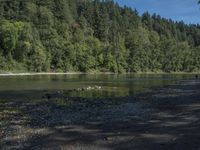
[0,0,200,73]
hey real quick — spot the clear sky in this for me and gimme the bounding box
[115,0,200,24]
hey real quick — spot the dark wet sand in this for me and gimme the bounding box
[1,79,200,150]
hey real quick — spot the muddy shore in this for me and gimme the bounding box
[1,79,200,150]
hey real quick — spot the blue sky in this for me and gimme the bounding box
[115,0,200,24]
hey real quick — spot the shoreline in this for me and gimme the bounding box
[0,71,198,76]
[0,72,86,76]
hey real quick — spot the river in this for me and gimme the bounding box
[0,74,195,99]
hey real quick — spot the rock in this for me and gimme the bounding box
[94,85,102,90]
[104,137,113,141]
[70,86,102,92]
[56,90,63,94]
[45,94,51,99]
[87,86,92,90]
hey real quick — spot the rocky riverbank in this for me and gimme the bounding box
[1,79,200,150]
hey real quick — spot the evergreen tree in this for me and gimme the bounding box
[0,0,199,73]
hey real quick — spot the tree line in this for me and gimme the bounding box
[0,0,200,73]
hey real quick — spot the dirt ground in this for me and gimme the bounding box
[1,79,200,150]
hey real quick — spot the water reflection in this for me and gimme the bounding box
[0,74,194,99]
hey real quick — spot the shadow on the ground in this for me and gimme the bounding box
[1,80,200,150]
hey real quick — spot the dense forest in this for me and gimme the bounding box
[0,0,200,73]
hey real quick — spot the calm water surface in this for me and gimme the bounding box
[0,74,195,99]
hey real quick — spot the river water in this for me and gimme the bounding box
[0,74,195,99]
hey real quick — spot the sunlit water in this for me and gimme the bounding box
[0,74,195,99]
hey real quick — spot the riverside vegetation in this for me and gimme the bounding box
[0,0,200,73]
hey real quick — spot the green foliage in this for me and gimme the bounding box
[0,21,24,57]
[0,0,199,73]
[29,45,47,72]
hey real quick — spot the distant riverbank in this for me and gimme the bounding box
[0,71,198,77]
[0,72,85,76]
